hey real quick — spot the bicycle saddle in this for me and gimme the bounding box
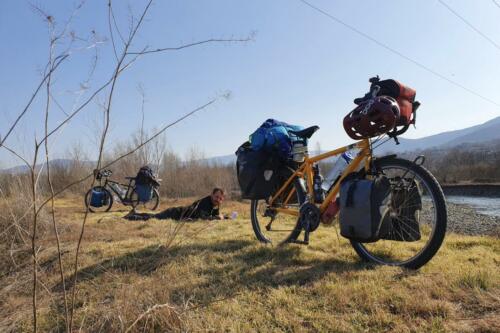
[288,125,320,139]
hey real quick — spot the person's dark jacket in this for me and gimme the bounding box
[124,196,220,221]
[154,196,220,220]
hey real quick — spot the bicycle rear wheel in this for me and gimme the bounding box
[350,157,447,269]
[250,177,306,244]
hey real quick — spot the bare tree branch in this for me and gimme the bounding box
[29,143,40,333]
[43,26,70,331]
[1,1,251,330]
[126,37,253,55]
[1,144,31,168]
[38,76,114,147]
[0,54,68,147]
[107,0,120,62]
[36,96,222,217]
[102,97,219,169]
[69,1,154,330]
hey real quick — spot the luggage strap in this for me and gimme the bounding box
[345,181,358,207]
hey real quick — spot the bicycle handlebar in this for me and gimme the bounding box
[94,169,112,180]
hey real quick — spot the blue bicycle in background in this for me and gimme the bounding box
[84,169,160,213]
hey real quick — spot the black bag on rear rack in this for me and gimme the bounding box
[136,166,159,187]
[379,178,422,242]
[235,142,285,200]
[339,173,392,242]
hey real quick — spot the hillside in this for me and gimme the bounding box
[1,197,498,332]
[2,116,499,173]
[375,116,500,154]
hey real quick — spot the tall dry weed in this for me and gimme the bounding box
[0,176,49,277]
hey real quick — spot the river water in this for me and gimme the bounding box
[445,195,500,217]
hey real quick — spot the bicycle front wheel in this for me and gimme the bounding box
[84,186,113,213]
[350,157,447,269]
[250,177,306,244]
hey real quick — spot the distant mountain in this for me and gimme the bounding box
[374,116,500,154]
[3,116,499,171]
[204,116,500,164]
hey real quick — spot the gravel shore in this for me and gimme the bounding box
[446,201,499,236]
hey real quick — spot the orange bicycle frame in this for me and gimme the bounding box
[268,138,372,217]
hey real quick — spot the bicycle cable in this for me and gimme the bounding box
[371,135,393,151]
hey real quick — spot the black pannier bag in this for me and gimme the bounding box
[379,178,422,242]
[135,165,160,187]
[339,173,392,243]
[135,165,160,202]
[236,142,285,200]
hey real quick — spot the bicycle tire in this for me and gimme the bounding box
[250,177,306,244]
[350,157,447,269]
[84,186,113,213]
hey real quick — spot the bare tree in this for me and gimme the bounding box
[0,1,252,331]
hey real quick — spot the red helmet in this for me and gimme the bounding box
[343,96,400,140]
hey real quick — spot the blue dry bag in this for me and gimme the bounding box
[90,189,105,207]
[249,119,304,159]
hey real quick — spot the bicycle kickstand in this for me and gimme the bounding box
[289,221,310,245]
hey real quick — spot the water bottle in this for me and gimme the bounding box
[321,150,355,192]
[312,164,324,203]
[111,183,126,198]
[292,142,307,162]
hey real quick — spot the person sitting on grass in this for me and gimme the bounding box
[124,187,226,221]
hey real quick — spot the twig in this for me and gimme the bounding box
[109,1,126,45]
[0,54,68,147]
[1,144,31,168]
[125,302,179,333]
[107,0,120,62]
[38,76,114,147]
[126,37,253,55]
[30,142,40,333]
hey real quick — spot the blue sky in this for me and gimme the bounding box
[1,0,499,168]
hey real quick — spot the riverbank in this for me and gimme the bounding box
[447,201,499,236]
[442,184,500,197]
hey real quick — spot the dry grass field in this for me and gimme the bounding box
[1,196,499,332]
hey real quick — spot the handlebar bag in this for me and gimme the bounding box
[374,79,416,126]
[339,174,392,242]
[379,178,422,242]
[236,142,285,199]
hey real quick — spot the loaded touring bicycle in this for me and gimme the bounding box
[85,167,160,213]
[236,77,447,269]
